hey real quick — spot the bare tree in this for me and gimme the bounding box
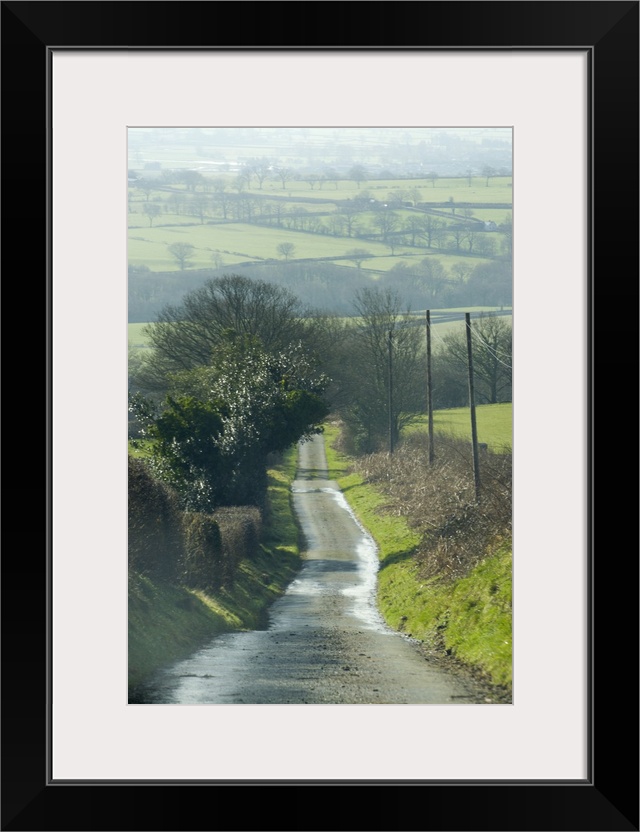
[143,203,161,226]
[482,165,497,187]
[190,194,210,224]
[168,242,195,270]
[420,215,443,248]
[323,167,341,189]
[344,248,372,269]
[371,209,400,244]
[339,203,362,237]
[180,170,205,192]
[499,213,513,257]
[439,313,512,404]
[386,189,410,208]
[426,171,439,188]
[451,261,473,284]
[233,174,248,194]
[136,180,155,201]
[327,215,345,236]
[338,287,425,453]
[348,164,368,189]
[474,235,497,257]
[274,167,293,189]
[246,158,272,189]
[403,215,424,246]
[276,242,296,260]
[415,257,448,301]
[465,229,478,253]
[136,275,312,391]
[212,178,230,218]
[387,233,403,256]
[168,192,185,216]
[447,226,466,252]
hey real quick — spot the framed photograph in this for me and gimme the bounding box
[3,1,637,830]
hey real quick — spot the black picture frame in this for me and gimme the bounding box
[3,2,638,830]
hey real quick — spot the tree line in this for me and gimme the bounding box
[130,274,512,507]
[131,162,508,198]
[129,257,512,323]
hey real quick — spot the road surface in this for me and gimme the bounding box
[131,434,486,704]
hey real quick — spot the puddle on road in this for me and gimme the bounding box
[291,482,391,634]
[341,538,389,631]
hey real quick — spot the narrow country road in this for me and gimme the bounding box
[132,434,485,704]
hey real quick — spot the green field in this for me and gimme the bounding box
[428,311,513,342]
[224,176,512,203]
[128,169,511,276]
[238,176,513,197]
[404,402,512,452]
[462,207,512,224]
[129,174,511,201]
[128,222,394,270]
[128,322,154,347]
[128,228,500,275]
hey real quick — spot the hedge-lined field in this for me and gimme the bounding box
[128,221,398,270]
[128,170,511,280]
[404,402,513,452]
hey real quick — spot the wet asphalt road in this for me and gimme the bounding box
[132,435,482,705]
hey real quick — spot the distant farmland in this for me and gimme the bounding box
[128,172,511,279]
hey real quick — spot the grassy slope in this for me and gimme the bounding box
[128,445,301,691]
[322,421,512,690]
[405,402,512,452]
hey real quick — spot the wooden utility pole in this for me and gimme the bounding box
[465,312,481,499]
[388,329,394,455]
[426,310,435,464]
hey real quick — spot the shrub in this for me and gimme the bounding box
[351,431,512,582]
[128,456,185,580]
[211,506,263,578]
[129,454,267,593]
[180,513,225,591]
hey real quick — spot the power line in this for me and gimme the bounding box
[468,325,513,370]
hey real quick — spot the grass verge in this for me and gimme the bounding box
[322,421,512,693]
[128,445,301,694]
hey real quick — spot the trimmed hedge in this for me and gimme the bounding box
[211,506,263,575]
[128,456,184,580]
[180,513,225,592]
[129,455,265,592]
